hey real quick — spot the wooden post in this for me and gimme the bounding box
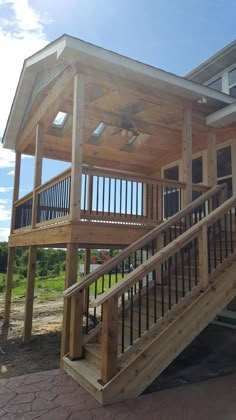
[198,225,209,290]
[182,108,192,207]
[3,247,15,324]
[101,296,118,384]
[23,246,37,343]
[157,183,163,222]
[32,123,44,228]
[10,152,21,233]
[70,73,85,221]
[207,130,217,187]
[60,243,79,364]
[69,292,84,359]
[4,151,21,324]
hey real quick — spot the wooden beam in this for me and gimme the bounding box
[182,108,192,206]
[17,66,76,149]
[32,123,44,228]
[70,73,85,221]
[10,152,21,233]
[3,247,15,324]
[60,243,79,364]
[101,296,118,384]
[23,245,37,343]
[207,130,217,186]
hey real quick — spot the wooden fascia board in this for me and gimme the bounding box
[17,66,77,148]
[206,101,236,128]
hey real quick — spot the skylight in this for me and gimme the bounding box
[93,122,105,136]
[53,112,68,127]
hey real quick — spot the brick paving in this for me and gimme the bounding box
[0,369,235,419]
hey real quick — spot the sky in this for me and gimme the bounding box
[0,0,236,241]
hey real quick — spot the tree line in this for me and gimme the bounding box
[0,242,119,279]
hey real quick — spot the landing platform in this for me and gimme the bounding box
[0,369,235,419]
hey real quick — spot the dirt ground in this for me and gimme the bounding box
[0,299,63,378]
[0,298,236,394]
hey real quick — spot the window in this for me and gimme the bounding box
[229,68,236,98]
[163,165,179,181]
[52,111,68,127]
[163,165,180,217]
[217,146,232,198]
[208,77,222,92]
[192,156,203,184]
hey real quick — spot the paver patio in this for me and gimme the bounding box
[0,369,235,419]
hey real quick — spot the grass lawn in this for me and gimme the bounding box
[0,272,124,301]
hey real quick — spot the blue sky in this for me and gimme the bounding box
[0,0,236,241]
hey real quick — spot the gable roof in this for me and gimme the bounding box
[3,34,235,150]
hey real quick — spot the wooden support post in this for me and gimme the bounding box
[83,248,90,312]
[32,123,44,228]
[70,73,85,221]
[101,296,118,384]
[198,225,209,290]
[182,108,192,207]
[10,152,21,233]
[207,130,217,187]
[23,245,37,343]
[3,248,15,324]
[60,243,79,364]
[69,292,84,359]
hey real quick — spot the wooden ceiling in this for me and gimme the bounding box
[17,65,236,176]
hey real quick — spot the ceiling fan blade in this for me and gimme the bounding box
[111,128,122,136]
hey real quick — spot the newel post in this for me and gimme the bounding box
[69,291,84,360]
[101,296,118,384]
[198,224,209,290]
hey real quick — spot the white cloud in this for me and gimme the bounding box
[0,0,50,136]
[8,170,14,175]
[0,203,11,220]
[0,143,34,169]
[0,186,13,192]
[0,227,10,241]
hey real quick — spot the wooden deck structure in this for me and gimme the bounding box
[2,34,236,404]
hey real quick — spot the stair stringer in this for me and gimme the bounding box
[101,258,236,405]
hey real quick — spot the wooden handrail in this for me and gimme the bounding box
[14,191,33,207]
[83,166,186,189]
[35,167,71,194]
[64,183,224,298]
[92,189,235,307]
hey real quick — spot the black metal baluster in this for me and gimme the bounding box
[121,294,125,353]
[108,177,111,216]
[168,256,171,310]
[130,286,134,345]
[181,247,185,297]
[96,177,99,214]
[138,280,142,337]
[161,263,165,316]
[175,251,178,303]
[213,222,217,269]
[229,209,233,253]
[224,213,228,258]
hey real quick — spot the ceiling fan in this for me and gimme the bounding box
[88,100,153,146]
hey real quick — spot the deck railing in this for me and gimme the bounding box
[13,165,210,230]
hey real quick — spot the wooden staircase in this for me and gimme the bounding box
[63,184,236,405]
